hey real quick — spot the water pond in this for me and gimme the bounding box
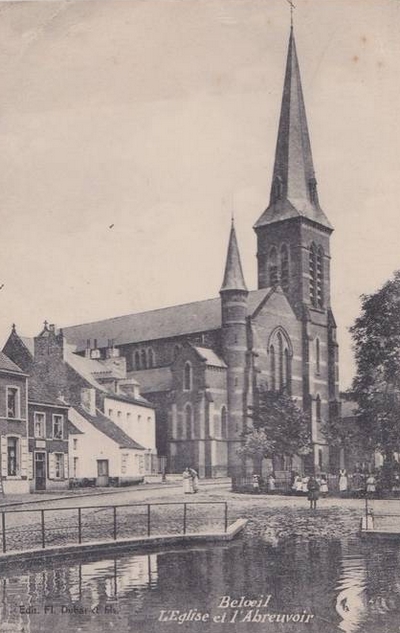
[0,535,399,633]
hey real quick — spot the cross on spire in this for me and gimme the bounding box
[286,0,295,28]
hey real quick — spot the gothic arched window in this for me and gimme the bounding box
[176,415,183,439]
[221,406,228,438]
[270,345,276,392]
[309,243,317,306]
[135,351,141,370]
[280,244,289,293]
[277,332,284,390]
[268,247,279,287]
[268,329,292,394]
[316,247,324,308]
[141,349,147,370]
[185,403,193,439]
[184,362,192,391]
[316,395,321,423]
[316,338,321,374]
[148,348,154,368]
[285,348,291,395]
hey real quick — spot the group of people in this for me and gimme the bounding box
[291,473,329,497]
[182,467,199,494]
[252,473,276,494]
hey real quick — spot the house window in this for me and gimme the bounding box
[185,404,193,440]
[127,412,132,424]
[52,415,64,439]
[54,453,65,479]
[108,409,113,418]
[316,338,321,374]
[34,412,45,438]
[268,247,279,286]
[117,411,122,419]
[173,344,181,360]
[73,457,79,477]
[7,437,19,476]
[221,406,227,438]
[184,362,192,391]
[141,349,147,369]
[73,438,78,450]
[7,387,20,419]
[138,414,142,424]
[280,244,289,293]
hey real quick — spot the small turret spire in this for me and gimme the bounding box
[220,220,248,293]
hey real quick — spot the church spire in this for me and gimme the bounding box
[220,220,247,293]
[254,27,332,231]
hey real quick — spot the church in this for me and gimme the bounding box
[62,26,340,478]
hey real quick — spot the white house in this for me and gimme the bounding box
[69,391,148,486]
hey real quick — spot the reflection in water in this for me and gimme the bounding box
[0,538,400,633]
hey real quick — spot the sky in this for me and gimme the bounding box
[0,0,399,389]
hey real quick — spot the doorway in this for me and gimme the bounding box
[97,459,109,487]
[35,452,46,490]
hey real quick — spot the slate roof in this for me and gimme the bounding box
[128,367,173,393]
[220,221,247,292]
[74,405,145,450]
[63,288,269,351]
[254,29,332,231]
[29,379,69,408]
[0,351,25,374]
[20,336,34,356]
[193,346,227,368]
[104,391,154,408]
[68,420,84,435]
[64,343,107,392]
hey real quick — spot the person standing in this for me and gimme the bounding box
[182,467,193,494]
[268,473,276,494]
[366,472,376,498]
[339,469,348,497]
[252,474,260,494]
[320,474,329,498]
[307,475,320,510]
[189,467,199,493]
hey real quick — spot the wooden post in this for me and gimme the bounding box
[183,503,187,534]
[41,510,45,549]
[1,512,5,553]
[78,508,82,544]
[113,506,117,540]
[224,503,228,533]
[147,504,151,537]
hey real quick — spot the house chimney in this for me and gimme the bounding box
[81,388,96,416]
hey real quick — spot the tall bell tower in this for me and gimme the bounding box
[254,26,340,472]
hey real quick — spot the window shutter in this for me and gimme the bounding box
[48,453,55,479]
[20,438,28,477]
[64,454,69,479]
[0,437,7,478]
[28,452,33,480]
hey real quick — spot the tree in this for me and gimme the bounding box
[350,270,400,482]
[238,389,311,472]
